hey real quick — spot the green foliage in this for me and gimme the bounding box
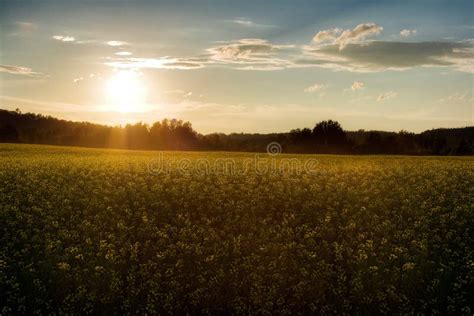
[1,144,473,314]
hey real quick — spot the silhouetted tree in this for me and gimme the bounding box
[455,138,471,155]
[0,109,472,155]
[312,120,348,152]
[0,124,18,142]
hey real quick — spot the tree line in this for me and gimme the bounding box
[0,109,472,155]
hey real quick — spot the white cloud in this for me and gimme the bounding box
[206,38,294,70]
[107,40,128,47]
[313,28,342,43]
[313,23,383,50]
[107,29,473,75]
[73,77,83,83]
[115,51,132,56]
[351,81,365,91]
[105,57,205,70]
[304,83,328,93]
[53,36,126,46]
[232,19,254,26]
[0,64,43,76]
[52,35,75,42]
[376,91,398,102]
[228,18,274,28]
[400,29,417,37]
[337,23,383,49]
[75,40,97,44]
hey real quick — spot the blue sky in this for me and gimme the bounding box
[1,0,473,133]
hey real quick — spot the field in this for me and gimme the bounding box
[1,143,473,314]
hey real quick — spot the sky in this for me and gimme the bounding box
[0,0,473,134]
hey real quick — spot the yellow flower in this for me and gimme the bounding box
[57,262,70,270]
[402,262,416,271]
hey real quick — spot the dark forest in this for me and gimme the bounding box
[1,109,472,155]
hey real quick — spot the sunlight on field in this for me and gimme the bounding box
[1,144,473,314]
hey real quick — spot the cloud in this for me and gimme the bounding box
[313,28,343,43]
[437,91,472,103]
[337,23,383,49]
[115,51,132,56]
[304,83,328,93]
[103,30,472,74]
[107,41,128,47]
[206,38,294,70]
[376,91,398,102]
[53,36,124,46]
[351,81,365,91]
[227,18,274,28]
[0,64,42,76]
[301,40,474,73]
[106,38,294,71]
[313,23,383,50]
[232,18,254,26]
[105,57,205,70]
[75,39,97,44]
[52,35,75,42]
[400,29,417,37]
[73,77,83,83]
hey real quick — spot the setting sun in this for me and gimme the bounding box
[105,70,147,112]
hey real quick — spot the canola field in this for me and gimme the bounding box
[0,143,473,314]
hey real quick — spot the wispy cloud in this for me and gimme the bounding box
[52,35,75,42]
[351,81,365,91]
[115,51,133,56]
[304,83,328,93]
[226,18,274,28]
[71,73,102,83]
[313,23,383,50]
[437,91,472,103]
[377,91,398,102]
[303,83,329,99]
[400,29,417,37]
[105,57,205,70]
[105,24,473,74]
[52,36,129,46]
[313,28,342,43]
[106,38,294,71]
[0,64,43,76]
[107,40,128,47]
[206,38,294,70]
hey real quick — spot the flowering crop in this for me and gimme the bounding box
[0,144,472,314]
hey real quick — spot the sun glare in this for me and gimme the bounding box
[105,70,147,112]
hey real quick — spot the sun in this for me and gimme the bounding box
[105,70,147,112]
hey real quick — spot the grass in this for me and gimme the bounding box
[1,143,473,314]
